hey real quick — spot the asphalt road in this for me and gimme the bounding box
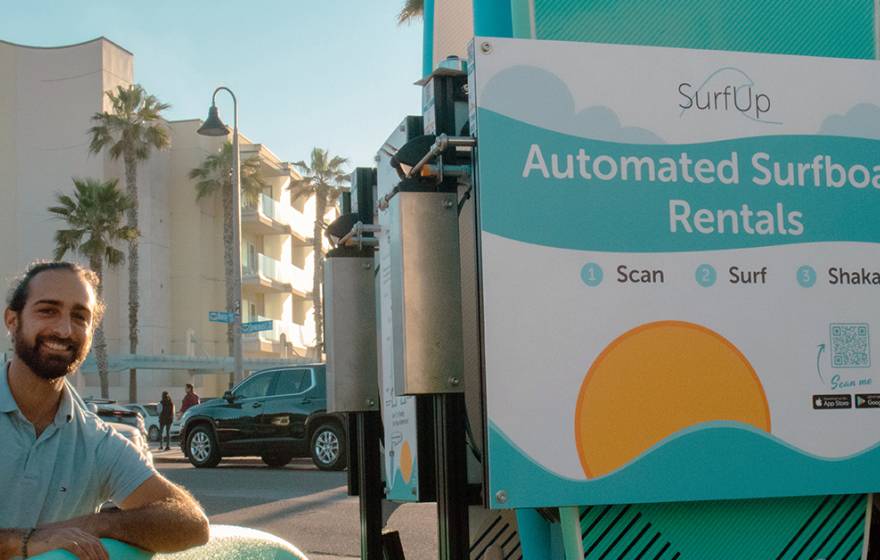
[153,445,437,560]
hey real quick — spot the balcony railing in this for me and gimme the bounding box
[259,193,281,222]
[243,253,290,286]
[243,194,313,240]
[243,194,287,228]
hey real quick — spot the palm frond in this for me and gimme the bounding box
[398,0,424,24]
[87,84,170,163]
[48,178,138,270]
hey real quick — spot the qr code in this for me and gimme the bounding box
[830,323,870,368]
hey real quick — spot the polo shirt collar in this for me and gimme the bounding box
[0,362,17,414]
[1,362,76,424]
[55,381,75,425]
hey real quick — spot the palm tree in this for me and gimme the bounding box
[88,84,170,403]
[290,148,350,358]
[189,142,269,357]
[398,0,424,24]
[48,178,138,398]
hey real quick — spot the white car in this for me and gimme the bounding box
[125,403,161,442]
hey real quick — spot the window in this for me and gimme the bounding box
[235,372,276,399]
[274,369,310,396]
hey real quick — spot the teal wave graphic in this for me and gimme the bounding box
[387,466,419,502]
[488,421,880,508]
[476,108,880,252]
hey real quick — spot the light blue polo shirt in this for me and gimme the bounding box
[0,368,157,527]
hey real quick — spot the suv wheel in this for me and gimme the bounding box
[261,451,294,468]
[148,425,160,442]
[187,425,221,468]
[310,422,346,471]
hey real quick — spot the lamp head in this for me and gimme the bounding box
[197,105,230,137]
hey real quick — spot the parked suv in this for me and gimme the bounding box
[178,365,346,470]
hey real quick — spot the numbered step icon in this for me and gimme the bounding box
[695,264,717,287]
[581,263,604,287]
[797,265,817,288]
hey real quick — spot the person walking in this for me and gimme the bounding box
[179,383,200,417]
[157,391,174,451]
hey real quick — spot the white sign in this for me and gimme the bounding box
[377,220,422,501]
[474,37,880,508]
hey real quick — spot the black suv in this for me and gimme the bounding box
[178,365,346,470]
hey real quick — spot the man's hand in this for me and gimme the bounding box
[26,527,108,560]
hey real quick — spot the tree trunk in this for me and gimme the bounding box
[124,147,140,403]
[90,256,111,398]
[312,190,326,359]
[222,180,235,357]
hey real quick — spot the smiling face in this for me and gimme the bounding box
[5,269,97,380]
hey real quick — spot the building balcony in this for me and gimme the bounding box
[290,263,312,297]
[242,194,289,236]
[288,206,312,242]
[242,253,292,293]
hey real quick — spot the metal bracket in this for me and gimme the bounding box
[406,134,476,179]
[337,221,382,249]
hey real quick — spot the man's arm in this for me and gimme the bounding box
[42,474,209,554]
[0,530,24,560]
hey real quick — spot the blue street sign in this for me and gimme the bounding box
[209,311,235,324]
[241,320,273,334]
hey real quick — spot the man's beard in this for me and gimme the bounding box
[14,326,89,380]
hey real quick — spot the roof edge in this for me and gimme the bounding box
[0,36,133,56]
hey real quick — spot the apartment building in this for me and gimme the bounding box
[0,37,331,401]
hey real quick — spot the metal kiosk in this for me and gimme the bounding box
[325,1,880,558]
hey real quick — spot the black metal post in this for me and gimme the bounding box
[357,411,384,559]
[347,413,360,497]
[434,393,470,560]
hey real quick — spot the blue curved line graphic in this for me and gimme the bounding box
[679,66,783,125]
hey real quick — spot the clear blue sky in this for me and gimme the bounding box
[0,0,423,169]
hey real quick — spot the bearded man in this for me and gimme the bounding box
[0,262,209,560]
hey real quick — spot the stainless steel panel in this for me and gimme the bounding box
[393,191,465,394]
[324,256,380,412]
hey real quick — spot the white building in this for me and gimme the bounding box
[0,37,333,401]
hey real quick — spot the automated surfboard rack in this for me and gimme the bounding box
[325,1,880,558]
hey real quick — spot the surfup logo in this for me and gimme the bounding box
[678,67,780,125]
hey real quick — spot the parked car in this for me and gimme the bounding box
[124,403,160,442]
[84,398,148,442]
[179,365,346,470]
[123,403,182,444]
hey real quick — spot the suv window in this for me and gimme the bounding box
[274,369,311,396]
[235,372,276,399]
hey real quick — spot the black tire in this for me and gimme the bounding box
[310,422,346,471]
[186,425,221,468]
[148,425,160,443]
[261,451,294,468]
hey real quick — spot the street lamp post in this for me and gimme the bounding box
[197,87,244,385]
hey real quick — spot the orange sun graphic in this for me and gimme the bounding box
[575,321,770,478]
